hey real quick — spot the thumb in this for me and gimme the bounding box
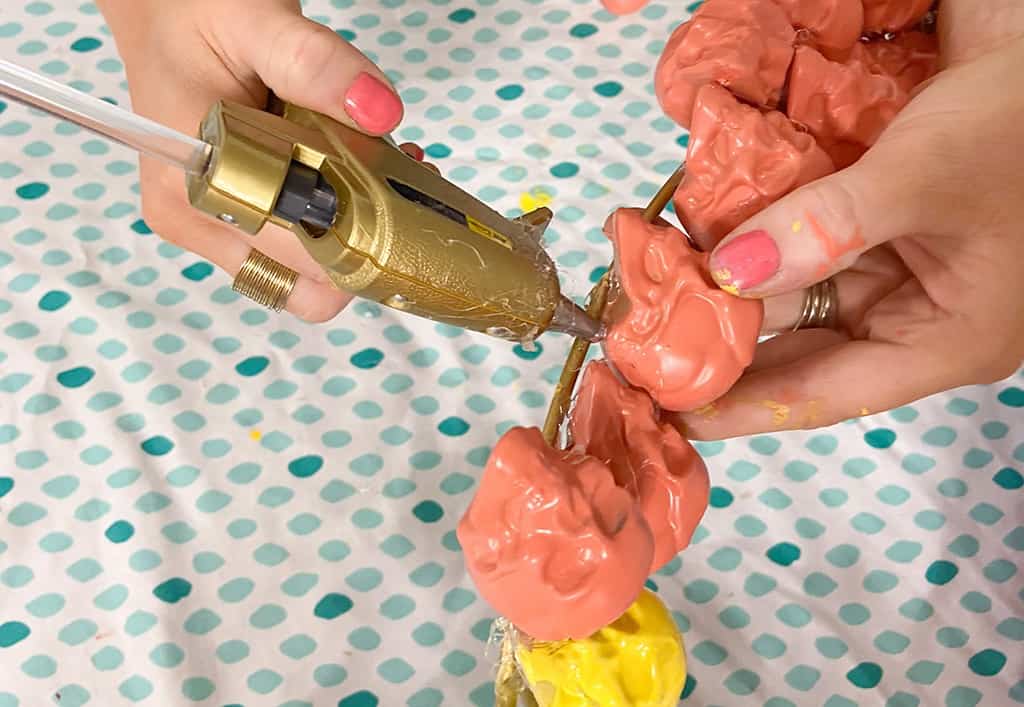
[707,148,928,298]
[231,9,403,135]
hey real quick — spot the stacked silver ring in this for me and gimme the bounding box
[793,278,839,331]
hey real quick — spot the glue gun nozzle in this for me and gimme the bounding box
[549,296,604,343]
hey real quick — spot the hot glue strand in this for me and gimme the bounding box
[495,622,538,707]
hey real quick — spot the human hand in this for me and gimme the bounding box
[673,0,1024,439]
[97,0,414,321]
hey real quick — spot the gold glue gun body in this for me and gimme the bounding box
[187,99,602,343]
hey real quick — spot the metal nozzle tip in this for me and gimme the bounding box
[549,296,604,343]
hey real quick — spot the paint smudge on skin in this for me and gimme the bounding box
[693,403,718,419]
[859,407,870,417]
[805,211,866,277]
[791,220,802,233]
[712,268,740,294]
[801,399,822,426]
[760,399,791,425]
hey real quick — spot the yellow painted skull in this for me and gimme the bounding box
[516,589,687,707]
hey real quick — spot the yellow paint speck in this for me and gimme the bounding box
[803,400,822,426]
[249,430,262,441]
[760,400,790,426]
[859,407,870,417]
[519,188,553,213]
[721,284,740,296]
[712,268,732,283]
[791,220,802,233]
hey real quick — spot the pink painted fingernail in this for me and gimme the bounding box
[344,73,402,134]
[710,229,780,290]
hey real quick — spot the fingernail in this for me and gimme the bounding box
[344,73,402,134]
[710,229,780,290]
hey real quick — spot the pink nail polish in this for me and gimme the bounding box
[710,229,780,290]
[344,73,402,134]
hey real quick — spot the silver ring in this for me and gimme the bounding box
[793,278,839,331]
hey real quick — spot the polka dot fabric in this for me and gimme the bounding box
[0,1,1021,706]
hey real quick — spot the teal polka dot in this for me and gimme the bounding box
[183,609,221,635]
[886,540,922,563]
[899,598,934,621]
[766,542,800,566]
[246,669,282,694]
[874,630,910,654]
[150,642,185,668]
[923,426,957,446]
[181,677,214,701]
[105,520,134,543]
[926,560,959,585]
[864,570,899,593]
[70,36,101,51]
[412,500,444,523]
[438,417,469,436]
[906,660,944,685]
[776,603,812,628]
[847,662,883,689]
[986,557,1018,582]
[937,626,969,647]
[22,654,57,678]
[839,603,871,625]
[960,591,991,613]
[570,22,598,38]
[997,386,1024,407]
[153,578,192,603]
[970,502,1003,524]
[141,435,174,456]
[338,691,379,707]
[993,467,1022,489]
[119,675,154,701]
[216,640,249,664]
[724,669,760,695]
[288,455,323,478]
[314,593,353,620]
[752,633,787,659]
[549,161,579,178]
[0,621,30,647]
[708,486,734,508]
[804,572,837,597]
[945,687,982,707]
[815,636,848,659]
[865,428,897,448]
